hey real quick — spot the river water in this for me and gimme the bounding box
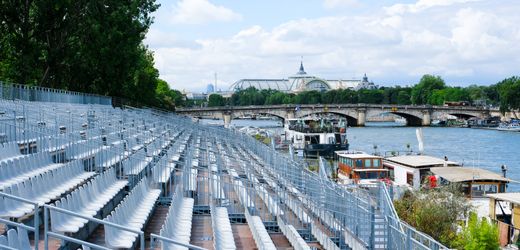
[201,119,520,191]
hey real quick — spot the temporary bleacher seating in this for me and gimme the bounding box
[51,168,127,233]
[0,160,94,218]
[1,227,31,250]
[245,209,276,250]
[278,217,310,250]
[0,152,63,190]
[0,142,23,162]
[103,177,160,248]
[160,189,195,250]
[211,206,236,250]
[121,151,152,176]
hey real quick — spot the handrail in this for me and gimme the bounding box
[0,191,40,250]
[43,205,145,250]
[150,233,207,250]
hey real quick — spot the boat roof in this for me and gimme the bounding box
[353,169,389,172]
[430,167,511,183]
[335,151,381,159]
[384,155,458,168]
[487,193,520,204]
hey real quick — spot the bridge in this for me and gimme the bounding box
[176,104,502,127]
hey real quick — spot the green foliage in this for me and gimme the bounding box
[208,94,226,107]
[454,212,499,250]
[394,185,472,247]
[155,79,185,109]
[0,0,183,109]
[497,76,520,113]
[411,75,447,104]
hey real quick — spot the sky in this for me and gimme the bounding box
[144,0,520,92]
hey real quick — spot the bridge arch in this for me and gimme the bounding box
[230,110,286,122]
[296,111,358,127]
[448,113,478,119]
[389,112,423,126]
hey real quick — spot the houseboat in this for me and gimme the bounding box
[487,193,520,247]
[284,117,348,158]
[335,151,388,185]
[429,166,512,220]
[383,154,459,189]
[429,166,510,197]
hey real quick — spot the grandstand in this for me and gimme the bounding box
[0,82,447,249]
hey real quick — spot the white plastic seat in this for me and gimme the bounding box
[103,177,160,248]
[50,168,127,233]
[0,160,95,218]
[7,229,20,249]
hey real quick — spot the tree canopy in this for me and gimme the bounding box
[0,0,184,110]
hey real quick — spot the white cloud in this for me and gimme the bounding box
[385,0,483,15]
[169,0,242,24]
[148,0,520,91]
[323,0,360,9]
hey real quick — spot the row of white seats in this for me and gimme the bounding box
[277,190,311,224]
[233,179,255,208]
[245,209,276,250]
[94,147,127,169]
[278,217,310,250]
[311,223,341,250]
[37,134,74,152]
[103,177,160,248]
[160,189,195,250]
[211,206,236,250]
[255,184,284,217]
[0,152,63,190]
[51,168,128,233]
[122,150,152,175]
[185,168,198,192]
[65,140,106,161]
[0,227,31,250]
[152,155,175,183]
[0,160,95,218]
[211,174,226,200]
[0,142,23,162]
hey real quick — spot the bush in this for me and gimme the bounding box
[454,212,499,250]
[394,185,471,247]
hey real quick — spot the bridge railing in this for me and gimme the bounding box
[0,81,112,105]
[176,103,496,112]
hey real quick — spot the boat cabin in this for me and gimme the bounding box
[486,193,520,247]
[430,167,510,198]
[383,155,459,189]
[335,151,387,184]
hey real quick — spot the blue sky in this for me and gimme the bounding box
[145,0,520,92]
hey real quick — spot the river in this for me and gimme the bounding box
[200,119,520,191]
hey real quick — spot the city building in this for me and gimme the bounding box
[206,83,215,94]
[230,61,377,93]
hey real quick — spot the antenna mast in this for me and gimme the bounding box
[214,72,217,93]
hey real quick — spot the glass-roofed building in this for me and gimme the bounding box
[229,61,377,93]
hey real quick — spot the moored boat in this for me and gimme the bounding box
[284,117,349,158]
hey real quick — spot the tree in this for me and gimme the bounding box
[208,94,226,107]
[397,90,412,104]
[0,0,160,102]
[454,212,499,250]
[497,77,520,113]
[411,75,447,104]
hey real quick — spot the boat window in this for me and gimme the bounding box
[365,159,372,168]
[356,159,363,168]
[373,159,380,167]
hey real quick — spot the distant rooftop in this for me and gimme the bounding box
[385,155,458,168]
[430,167,510,183]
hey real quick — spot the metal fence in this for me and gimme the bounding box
[0,81,111,105]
